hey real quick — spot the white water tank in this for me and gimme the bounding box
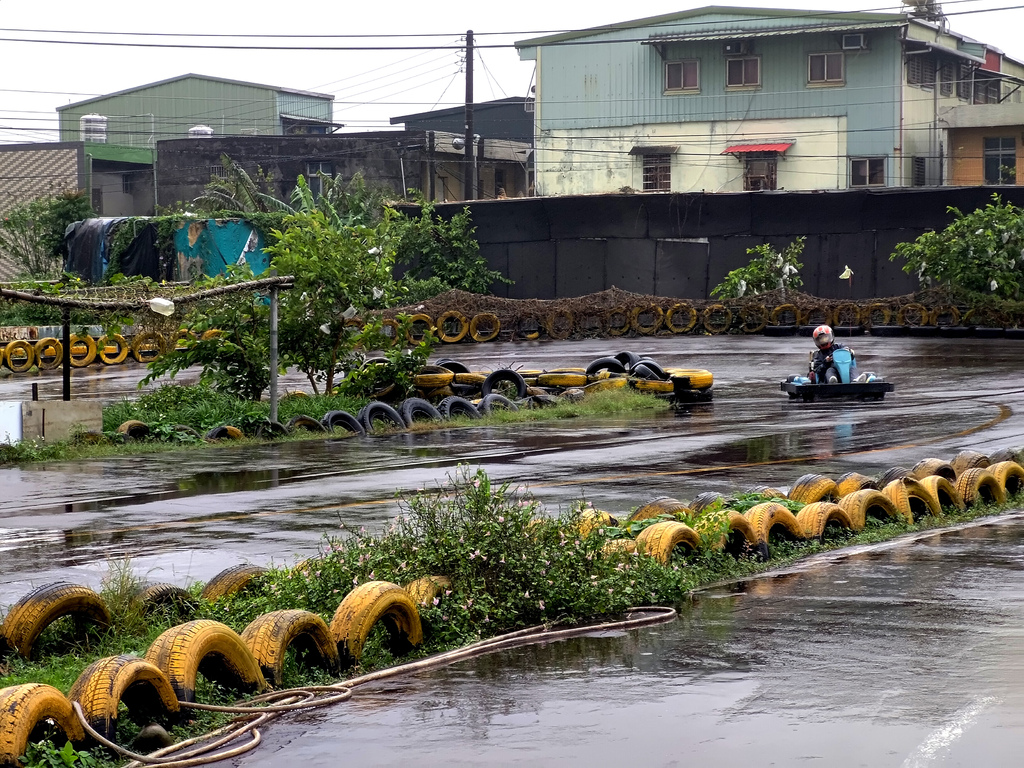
[80,114,108,143]
[188,125,214,138]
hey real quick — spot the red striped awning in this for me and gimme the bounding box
[722,143,793,154]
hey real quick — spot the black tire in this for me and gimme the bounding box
[631,362,663,381]
[400,397,442,424]
[435,358,470,374]
[171,424,202,440]
[359,402,406,433]
[286,414,327,433]
[438,396,481,419]
[479,394,519,414]
[255,419,288,439]
[481,369,528,399]
[321,410,365,435]
[632,359,667,379]
[585,356,627,376]
[614,351,642,369]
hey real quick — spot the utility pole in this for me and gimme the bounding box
[464,29,475,200]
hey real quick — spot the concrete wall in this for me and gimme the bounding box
[424,186,1024,301]
[949,126,1024,186]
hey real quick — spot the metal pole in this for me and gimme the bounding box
[269,286,279,423]
[428,130,436,201]
[61,307,71,401]
[464,29,475,200]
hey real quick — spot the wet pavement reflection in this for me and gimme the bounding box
[230,516,1024,767]
[1,335,1023,600]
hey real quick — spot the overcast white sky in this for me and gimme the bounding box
[1,0,1022,144]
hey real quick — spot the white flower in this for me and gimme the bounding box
[990,279,999,291]
[319,323,331,334]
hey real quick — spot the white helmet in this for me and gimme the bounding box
[812,324,834,349]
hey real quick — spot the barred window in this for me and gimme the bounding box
[642,154,672,191]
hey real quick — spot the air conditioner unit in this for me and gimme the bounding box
[842,33,866,50]
[723,40,751,55]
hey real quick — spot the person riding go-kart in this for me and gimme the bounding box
[809,324,870,384]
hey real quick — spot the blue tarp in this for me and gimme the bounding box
[173,219,269,280]
[63,217,127,283]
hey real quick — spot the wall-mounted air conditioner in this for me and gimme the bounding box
[842,33,867,50]
[723,40,751,55]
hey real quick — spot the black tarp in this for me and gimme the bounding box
[118,223,167,281]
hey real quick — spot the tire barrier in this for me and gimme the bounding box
[405,314,434,344]
[413,366,455,390]
[740,304,768,334]
[438,396,481,420]
[469,313,500,342]
[585,356,626,376]
[33,337,63,370]
[130,330,166,363]
[330,581,424,668]
[2,452,1021,762]
[835,472,878,496]
[137,583,197,613]
[864,303,892,327]
[665,303,698,334]
[358,401,406,433]
[950,450,990,475]
[800,305,832,327]
[241,610,340,687]
[932,306,961,327]
[769,303,799,326]
[145,620,268,703]
[204,425,244,441]
[910,458,957,482]
[4,339,34,373]
[400,397,443,425]
[0,684,85,766]
[69,334,97,368]
[98,334,129,365]
[878,466,912,487]
[435,311,469,343]
[606,307,630,336]
[481,369,528,400]
[116,420,151,440]
[897,302,930,327]
[787,474,839,504]
[545,310,574,340]
[832,302,862,329]
[516,314,541,341]
[200,564,267,602]
[286,414,328,433]
[0,582,111,659]
[479,393,519,414]
[379,318,401,347]
[68,655,180,742]
[702,304,732,334]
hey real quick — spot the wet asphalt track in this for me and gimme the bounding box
[2,334,1024,766]
[1,334,1023,601]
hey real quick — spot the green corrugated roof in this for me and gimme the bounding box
[514,6,908,48]
[644,19,906,43]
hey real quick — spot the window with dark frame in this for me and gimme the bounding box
[743,155,778,191]
[642,154,672,191]
[958,63,972,100]
[940,61,954,96]
[306,161,334,198]
[850,157,885,187]
[912,156,927,187]
[907,54,936,88]
[984,137,1016,184]
[665,60,700,91]
[727,57,760,87]
[808,52,844,84]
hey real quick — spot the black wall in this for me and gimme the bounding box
[425,187,1024,300]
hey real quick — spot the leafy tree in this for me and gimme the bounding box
[192,155,293,215]
[394,201,509,295]
[264,209,408,393]
[290,171,391,228]
[711,237,805,299]
[891,194,1024,299]
[0,190,94,278]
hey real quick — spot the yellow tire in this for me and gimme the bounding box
[795,502,855,540]
[137,583,197,614]
[788,473,839,504]
[931,305,961,327]
[664,368,714,389]
[723,511,763,557]
[33,337,63,370]
[800,304,833,327]
[833,302,862,329]
[835,472,877,497]
[950,450,990,476]
[740,304,768,333]
[171,329,197,350]
[453,371,487,387]
[743,502,804,549]
[916,475,965,512]
[769,303,799,326]
[403,576,452,606]
[538,372,588,388]
[0,684,84,765]
[630,378,674,394]
[330,581,423,667]
[630,304,664,335]
[664,303,697,334]
[837,489,900,530]
[436,311,469,343]
[98,334,129,365]
[469,313,500,342]
[881,478,938,521]
[413,369,455,389]
[200,329,223,341]
[746,485,787,499]
[131,331,166,363]
[545,310,574,340]
[605,307,630,336]
[68,334,98,368]
[404,313,435,344]
[584,377,627,393]
[636,520,701,564]
[864,303,892,327]
[702,304,732,334]
[987,460,1024,497]
[240,610,340,687]
[4,339,34,372]
[0,582,111,659]
[897,302,929,327]
[68,654,179,741]
[578,509,617,537]
[955,468,1006,506]
[516,314,541,341]
[145,620,267,703]
[627,497,692,523]
[116,419,150,439]
[910,458,957,481]
[200,564,266,602]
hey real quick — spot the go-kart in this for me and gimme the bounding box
[780,348,894,402]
